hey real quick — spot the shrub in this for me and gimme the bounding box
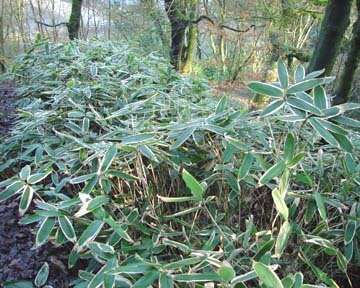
[1,41,359,287]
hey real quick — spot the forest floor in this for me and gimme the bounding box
[0,81,71,287]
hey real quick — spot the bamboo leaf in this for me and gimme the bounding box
[261,99,284,117]
[99,144,117,174]
[309,118,338,147]
[77,220,103,249]
[159,273,174,288]
[277,59,289,88]
[287,96,322,115]
[182,169,204,201]
[259,161,286,185]
[248,81,284,98]
[34,262,49,287]
[58,216,77,242]
[272,188,288,220]
[314,192,327,221]
[294,65,305,82]
[287,79,325,94]
[132,271,159,288]
[19,186,34,216]
[314,86,327,110]
[36,217,55,247]
[275,221,292,257]
[0,181,25,203]
[253,262,283,288]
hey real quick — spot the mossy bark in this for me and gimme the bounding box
[308,0,352,75]
[164,0,198,73]
[0,15,5,73]
[67,0,83,40]
[333,0,360,104]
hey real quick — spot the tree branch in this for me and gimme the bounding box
[192,16,257,33]
[35,20,68,28]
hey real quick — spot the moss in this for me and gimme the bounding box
[67,0,83,40]
[307,0,352,75]
[334,0,360,104]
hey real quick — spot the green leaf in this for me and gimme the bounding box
[261,99,284,117]
[336,251,348,272]
[253,262,284,288]
[19,165,31,181]
[275,221,292,257]
[231,271,257,285]
[159,273,174,288]
[182,169,204,201]
[70,173,97,184]
[163,257,204,270]
[332,132,353,153]
[34,262,49,287]
[334,115,360,128]
[284,133,295,160]
[88,241,115,255]
[111,263,152,274]
[238,153,254,180]
[272,188,288,220]
[36,217,55,247]
[99,144,117,174]
[0,181,25,202]
[287,79,325,94]
[317,119,347,135]
[58,216,77,242]
[171,126,196,149]
[133,271,159,288]
[314,191,327,221]
[293,272,303,288]
[287,96,322,115]
[294,65,305,82]
[27,171,51,185]
[4,281,34,288]
[88,264,106,288]
[121,133,155,145]
[278,59,289,88]
[259,161,286,185]
[19,186,34,216]
[138,145,159,162]
[344,220,356,245]
[314,86,327,110]
[217,262,236,282]
[173,272,221,282]
[309,118,338,147]
[248,81,283,98]
[77,220,103,249]
[104,217,134,243]
[304,69,325,80]
[253,239,275,261]
[216,96,228,113]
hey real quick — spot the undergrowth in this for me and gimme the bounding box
[0,40,359,288]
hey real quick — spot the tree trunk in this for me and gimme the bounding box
[164,0,198,73]
[307,0,352,75]
[333,0,360,104]
[67,0,83,40]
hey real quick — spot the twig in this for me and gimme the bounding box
[193,15,258,33]
[35,20,68,28]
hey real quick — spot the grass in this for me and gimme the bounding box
[0,40,359,288]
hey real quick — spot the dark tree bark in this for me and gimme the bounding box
[164,0,197,73]
[67,0,83,40]
[308,0,352,75]
[333,0,360,104]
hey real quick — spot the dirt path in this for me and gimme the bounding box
[0,80,71,287]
